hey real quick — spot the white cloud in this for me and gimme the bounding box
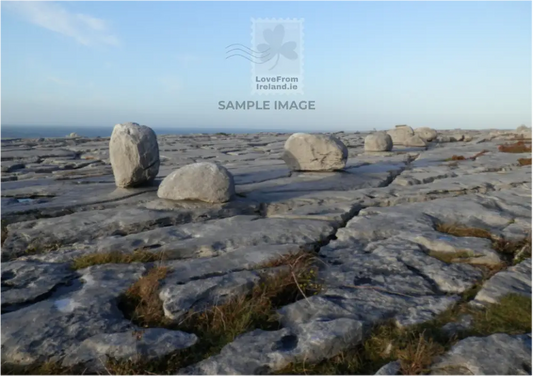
[5,1,119,46]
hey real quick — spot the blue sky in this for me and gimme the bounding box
[2,1,531,131]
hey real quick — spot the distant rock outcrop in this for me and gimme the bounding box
[109,122,160,188]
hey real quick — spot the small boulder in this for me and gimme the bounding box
[109,122,160,188]
[415,127,438,142]
[364,132,393,152]
[282,133,348,171]
[386,126,414,145]
[158,162,235,203]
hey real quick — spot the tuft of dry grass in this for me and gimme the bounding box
[397,334,445,375]
[119,266,170,328]
[278,292,532,375]
[113,250,322,374]
[437,223,531,266]
[277,321,450,375]
[518,158,532,166]
[428,250,473,264]
[436,223,493,240]
[1,361,73,375]
[498,141,532,153]
[71,250,167,270]
[492,236,532,265]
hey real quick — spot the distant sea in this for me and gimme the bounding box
[1,125,296,139]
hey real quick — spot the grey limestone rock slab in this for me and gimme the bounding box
[473,258,532,305]
[62,328,198,373]
[430,333,532,375]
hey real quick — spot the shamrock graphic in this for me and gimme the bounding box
[256,24,298,71]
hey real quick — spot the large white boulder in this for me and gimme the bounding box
[282,133,348,171]
[158,162,235,203]
[415,127,438,142]
[364,132,393,152]
[386,126,415,145]
[404,135,428,147]
[109,122,160,188]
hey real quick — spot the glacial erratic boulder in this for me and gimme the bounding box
[386,126,415,145]
[404,135,428,147]
[109,122,160,188]
[282,133,348,171]
[415,127,438,142]
[364,132,393,152]
[157,162,235,203]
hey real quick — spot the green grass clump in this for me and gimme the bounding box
[70,250,167,270]
[468,294,532,336]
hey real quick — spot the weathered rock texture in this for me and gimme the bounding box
[109,122,160,187]
[415,127,438,142]
[1,127,531,374]
[282,133,348,171]
[364,132,393,152]
[158,162,235,203]
[386,125,414,145]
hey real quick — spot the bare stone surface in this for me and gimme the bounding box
[1,129,531,374]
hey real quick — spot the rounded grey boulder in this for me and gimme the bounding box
[157,162,235,203]
[282,133,348,171]
[386,125,415,145]
[109,122,160,188]
[404,135,428,147]
[364,132,393,152]
[415,127,438,142]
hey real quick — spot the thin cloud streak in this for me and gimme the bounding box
[5,1,119,46]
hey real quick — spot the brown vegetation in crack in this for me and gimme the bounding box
[498,141,532,153]
[277,292,531,375]
[71,250,168,270]
[445,150,489,162]
[518,158,532,166]
[435,223,493,240]
[112,250,322,374]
